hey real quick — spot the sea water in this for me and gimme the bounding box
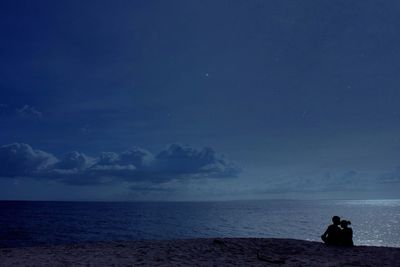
[0,199,399,248]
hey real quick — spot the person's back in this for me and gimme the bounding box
[321,216,341,245]
[340,220,354,246]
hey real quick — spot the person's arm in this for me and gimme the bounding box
[321,226,330,242]
[321,228,328,238]
[321,225,332,238]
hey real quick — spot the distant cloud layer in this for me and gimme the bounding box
[16,105,43,119]
[0,104,43,119]
[379,167,400,183]
[0,143,240,186]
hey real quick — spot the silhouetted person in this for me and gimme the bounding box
[321,216,341,245]
[339,220,354,246]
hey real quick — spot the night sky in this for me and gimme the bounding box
[1,0,400,201]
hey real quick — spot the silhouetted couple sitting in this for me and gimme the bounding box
[321,216,354,246]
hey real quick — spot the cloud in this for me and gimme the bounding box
[0,143,241,186]
[153,144,239,179]
[129,183,177,193]
[321,170,358,188]
[254,170,363,195]
[54,151,95,170]
[16,105,43,119]
[80,125,91,135]
[379,167,400,183]
[0,143,57,177]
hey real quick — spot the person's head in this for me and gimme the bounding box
[332,216,341,225]
[340,220,351,228]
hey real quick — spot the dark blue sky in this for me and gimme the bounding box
[1,0,400,200]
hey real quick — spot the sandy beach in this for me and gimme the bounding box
[1,238,399,267]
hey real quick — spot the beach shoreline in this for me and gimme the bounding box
[1,238,399,266]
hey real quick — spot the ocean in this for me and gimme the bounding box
[0,199,399,248]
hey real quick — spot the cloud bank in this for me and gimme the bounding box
[0,143,240,186]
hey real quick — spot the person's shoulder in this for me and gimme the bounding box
[327,224,337,230]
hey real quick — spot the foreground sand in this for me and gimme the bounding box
[1,238,399,267]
